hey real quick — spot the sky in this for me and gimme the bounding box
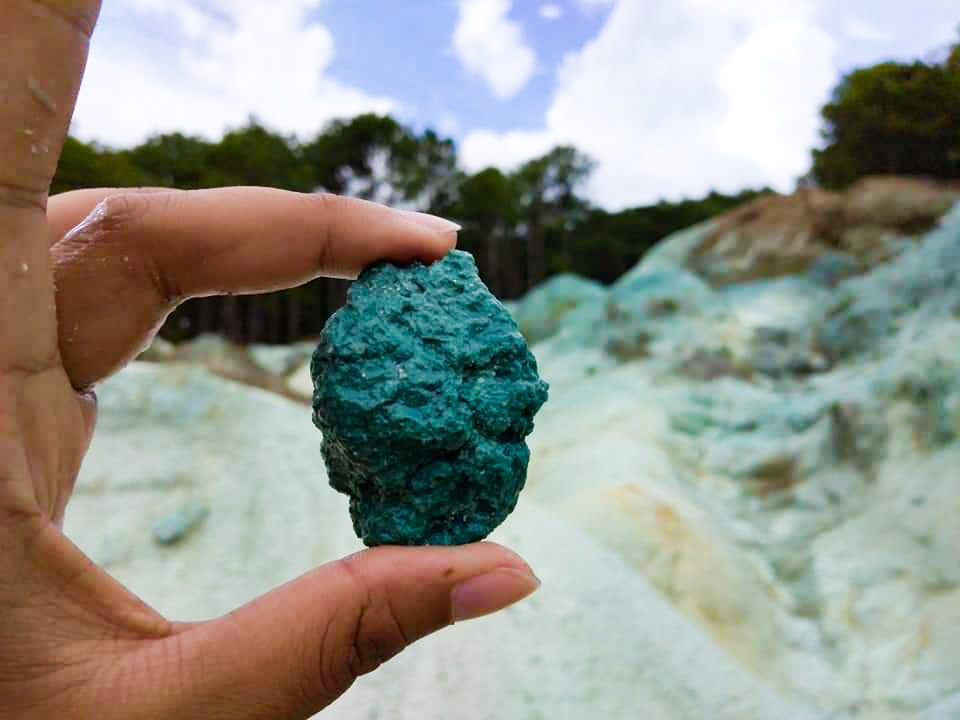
[73,0,960,210]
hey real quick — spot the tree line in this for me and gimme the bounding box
[52,35,959,345]
[53,117,763,343]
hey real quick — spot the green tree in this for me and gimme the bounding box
[515,147,594,287]
[207,120,314,191]
[812,39,960,188]
[568,189,770,283]
[304,114,404,197]
[452,168,520,294]
[52,137,155,194]
[127,133,214,189]
[304,114,458,209]
[396,129,460,212]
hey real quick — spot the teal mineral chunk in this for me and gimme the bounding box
[311,250,549,546]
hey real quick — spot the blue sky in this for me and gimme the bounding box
[316,1,610,134]
[73,1,960,209]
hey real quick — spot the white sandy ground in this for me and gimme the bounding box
[65,364,818,720]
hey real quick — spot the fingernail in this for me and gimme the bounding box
[451,567,541,623]
[399,210,461,234]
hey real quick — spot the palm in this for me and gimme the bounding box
[0,204,170,714]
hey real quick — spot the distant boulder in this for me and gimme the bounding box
[144,333,310,403]
[248,341,315,377]
[511,273,606,345]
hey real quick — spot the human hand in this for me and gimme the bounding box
[0,3,540,718]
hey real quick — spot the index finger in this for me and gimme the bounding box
[0,1,101,374]
[51,187,460,388]
[0,1,101,212]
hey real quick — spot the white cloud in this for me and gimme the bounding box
[128,0,209,39]
[716,22,836,183]
[72,0,395,146]
[461,0,838,210]
[452,0,537,100]
[437,112,463,137]
[576,0,615,14]
[842,16,892,42]
[461,129,556,172]
[540,4,564,21]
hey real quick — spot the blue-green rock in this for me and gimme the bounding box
[311,250,549,546]
[152,500,210,546]
[806,252,860,287]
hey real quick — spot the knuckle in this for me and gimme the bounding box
[30,0,99,38]
[93,193,149,235]
[308,614,354,706]
[65,193,145,244]
[0,496,45,538]
[334,554,411,680]
[311,191,348,215]
[306,193,341,272]
[145,258,182,308]
[0,181,47,213]
[68,193,183,306]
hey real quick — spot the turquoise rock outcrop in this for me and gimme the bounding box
[311,250,549,546]
[603,269,725,360]
[510,273,606,345]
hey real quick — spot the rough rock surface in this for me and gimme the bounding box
[311,250,549,546]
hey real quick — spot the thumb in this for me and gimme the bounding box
[164,543,539,719]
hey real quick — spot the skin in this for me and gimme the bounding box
[0,2,540,718]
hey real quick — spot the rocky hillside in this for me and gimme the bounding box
[65,178,960,719]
